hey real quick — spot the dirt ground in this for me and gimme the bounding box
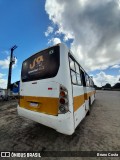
[0,90,120,159]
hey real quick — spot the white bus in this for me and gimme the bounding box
[18,43,95,135]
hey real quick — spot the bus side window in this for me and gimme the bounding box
[69,56,82,86]
[90,79,94,87]
[76,74,81,85]
[92,80,94,87]
[81,70,86,86]
[71,70,77,84]
[86,75,90,87]
[89,78,91,87]
[69,57,75,71]
[75,62,82,85]
[69,57,77,84]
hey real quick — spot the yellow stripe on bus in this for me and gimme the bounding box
[19,90,95,115]
[19,96,59,116]
[74,90,95,112]
[84,90,96,100]
[73,94,85,112]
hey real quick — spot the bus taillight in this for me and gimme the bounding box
[60,91,67,97]
[59,85,69,114]
[59,98,68,104]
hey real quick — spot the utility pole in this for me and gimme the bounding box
[7,45,17,96]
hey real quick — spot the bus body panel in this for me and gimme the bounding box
[20,81,60,115]
[18,106,74,135]
[73,86,95,128]
[72,85,87,128]
[20,81,60,97]
[84,87,95,108]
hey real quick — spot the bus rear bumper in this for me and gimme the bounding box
[17,105,74,135]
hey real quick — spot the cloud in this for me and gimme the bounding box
[111,64,120,69]
[1,50,9,55]
[0,79,7,89]
[0,56,17,69]
[45,0,120,71]
[0,73,7,89]
[0,73,6,78]
[0,56,10,69]
[45,26,54,37]
[93,71,120,87]
[48,37,61,45]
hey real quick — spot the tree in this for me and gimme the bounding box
[112,83,120,89]
[103,83,111,89]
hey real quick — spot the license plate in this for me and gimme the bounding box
[30,102,38,107]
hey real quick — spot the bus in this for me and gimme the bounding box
[18,43,95,135]
[10,81,20,98]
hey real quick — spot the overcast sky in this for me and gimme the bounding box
[0,0,120,88]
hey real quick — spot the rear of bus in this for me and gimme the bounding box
[17,43,74,135]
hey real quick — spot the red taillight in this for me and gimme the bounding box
[60,91,66,97]
[60,98,65,104]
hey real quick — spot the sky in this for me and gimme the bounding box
[0,0,120,88]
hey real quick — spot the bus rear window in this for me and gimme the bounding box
[21,46,60,82]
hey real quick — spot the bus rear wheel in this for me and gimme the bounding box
[87,98,91,116]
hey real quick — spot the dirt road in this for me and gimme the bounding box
[0,91,120,158]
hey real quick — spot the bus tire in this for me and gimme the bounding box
[87,110,90,115]
[87,98,91,116]
[89,97,91,107]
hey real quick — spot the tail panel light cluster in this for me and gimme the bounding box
[58,85,69,114]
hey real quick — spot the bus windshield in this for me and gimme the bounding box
[21,46,60,82]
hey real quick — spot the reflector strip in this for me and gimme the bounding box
[48,88,52,90]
